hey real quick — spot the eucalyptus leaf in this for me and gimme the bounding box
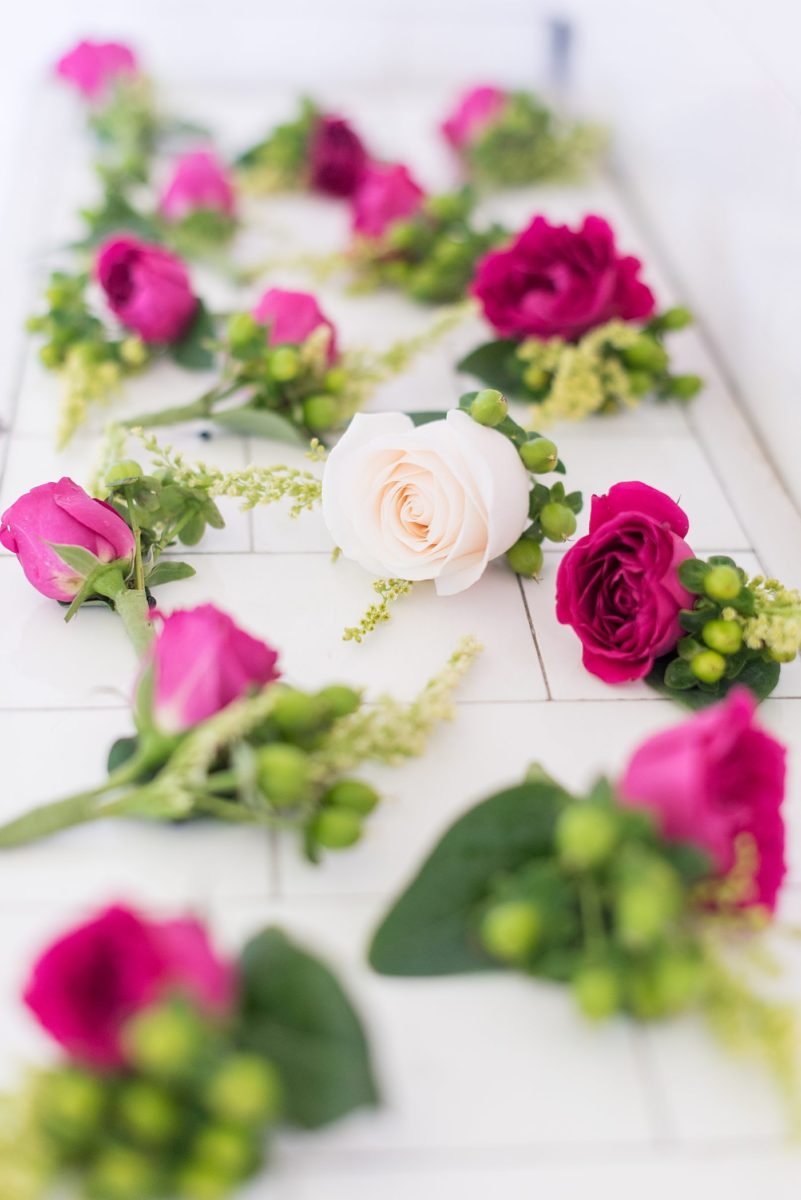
[169,301,218,371]
[212,407,306,444]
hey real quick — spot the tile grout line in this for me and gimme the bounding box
[516,575,552,700]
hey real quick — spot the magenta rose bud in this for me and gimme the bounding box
[159,150,237,222]
[145,604,281,732]
[351,162,426,240]
[441,84,506,149]
[24,904,235,1068]
[620,689,787,911]
[472,214,657,341]
[0,478,135,602]
[95,236,198,344]
[252,287,338,362]
[55,40,138,100]
[309,114,368,198]
[556,481,694,683]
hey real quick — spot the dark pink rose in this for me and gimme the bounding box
[159,150,236,222]
[620,689,787,911]
[252,287,338,362]
[145,604,281,732]
[55,40,138,100]
[472,214,656,340]
[555,482,694,683]
[441,85,506,149]
[0,478,134,602]
[24,904,235,1068]
[95,236,198,344]
[309,115,368,198]
[351,162,426,240]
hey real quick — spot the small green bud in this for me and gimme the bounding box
[690,649,727,684]
[116,1079,182,1145]
[523,365,550,392]
[205,1054,282,1125]
[480,900,542,963]
[322,779,380,815]
[302,393,340,432]
[323,366,348,394]
[105,459,143,487]
[539,502,577,542]
[556,804,618,870]
[425,192,469,223]
[626,369,653,396]
[701,619,743,656]
[310,807,363,850]
[85,1144,158,1200]
[519,438,558,473]
[268,346,301,382]
[226,311,261,351]
[256,743,312,807]
[272,687,327,737]
[651,950,703,1013]
[119,336,148,367]
[573,965,621,1021]
[317,684,362,718]
[614,867,681,950]
[621,336,669,373]
[386,220,419,252]
[470,388,508,427]
[174,1165,231,1200]
[658,305,693,331]
[193,1122,258,1178]
[39,343,62,369]
[703,564,742,602]
[664,373,703,400]
[37,1068,105,1147]
[122,1002,205,1081]
[506,537,543,579]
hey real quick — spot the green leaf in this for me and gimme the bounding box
[212,406,306,444]
[406,410,450,427]
[645,653,780,709]
[457,340,527,398]
[677,557,711,593]
[169,301,218,371]
[107,735,139,774]
[368,780,569,977]
[238,927,379,1130]
[47,542,103,576]
[145,560,197,588]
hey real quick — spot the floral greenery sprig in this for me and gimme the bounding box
[441,85,606,188]
[369,691,799,1124]
[0,602,480,854]
[0,904,377,1200]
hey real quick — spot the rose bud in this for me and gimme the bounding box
[24,904,235,1068]
[556,481,694,682]
[95,235,198,344]
[309,114,368,198]
[441,84,507,149]
[55,39,138,100]
[159,150,237,222]
[350,162,426,240]
[0,478,134,601]
[143,604,281,733]
[252,287,338,363]
[472,215,656,341]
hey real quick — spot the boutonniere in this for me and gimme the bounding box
[459,215,702,424]
[0,905,376,1198]
[0,602,479,850]
[556,482,801,706]
[370,691,799,1121]
[441,84,606,188]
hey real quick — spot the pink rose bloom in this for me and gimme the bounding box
[24,904,235,1068]
[252,287,338,362]
[472,214,656,341]
[442,85,507,149]
[620,689,787,911]
[95,236,198,344]
[309,115,368,198]
[55,39,138,100]
[0,478,134,602]
[145,604,281,732]
[159,151,237,222]
[556,482,694,683]
[351,162,426,240]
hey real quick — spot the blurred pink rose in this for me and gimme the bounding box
[620,689,787,911]
[159,150,237,222]
[442,85,506,149]
[351,162,426,240]
[145,604,281,732]
[24,904,235,1068]
[252,287,338,362]
[0,478,134,602]
[95,236,198,343]
[55,39,138,100]
[309,115,368,198]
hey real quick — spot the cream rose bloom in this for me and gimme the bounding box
[321,410,531,595]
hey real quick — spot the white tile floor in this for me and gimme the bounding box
[1,84,800,1197]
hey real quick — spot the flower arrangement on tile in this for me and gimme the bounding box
[458,215,703,425]
[0,601,480,853]
[0,904,377,1200]
[441,84,606,188]
[235,97,370,197]
[369,690,800,1121]
[556,482,801,708]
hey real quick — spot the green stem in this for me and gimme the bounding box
[124,484,146,592]
[122,382,238,430]
[112,587,154,657]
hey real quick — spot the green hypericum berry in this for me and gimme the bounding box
[614,868,681,950]
[193,1122,258,1178]
[205,1054,283,1125]
[104,459,143,487]
[85,1144,158,1200]
[323,366,347,393]
[122,1003,205,1081]
[268,346,301,382]
[480,900,542,963]
[311,807,363,850]
[116,1079,182,1145]
[37,1067,106,1146]
[386,220,419,252]
[621,336,668,373]
[226,311,261,351]
[519,438,558,473]
[506,537,544,579]
[322,779,380,815]
[272,688,324,736]
[256,743,311,807]
[539,502,577,542]
[703,564,742,602]
[665,373,703,400]
[690,649,727,684]
[39,343,62,369]
[425,193,468,223]
[658,306,693,331]
[523,365,550,392]
[651,950,703,1013]
[556,805,618,870]
[317,684,362,718]
[701,619,743,656]
[573,964,621,1021]
[302,393,340,432]
[626,369,653,396]
[470,388,508,427]
[173,1164,232,1200]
